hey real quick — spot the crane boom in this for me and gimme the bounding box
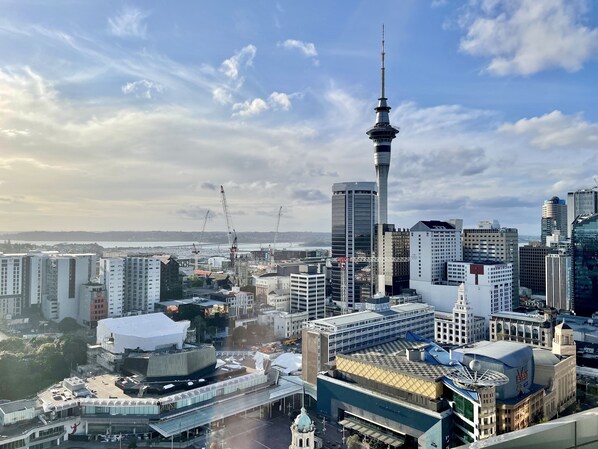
[192,210,210,271]
[220,185,238,268]
[270,206,283,267]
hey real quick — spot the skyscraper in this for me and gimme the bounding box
[519,241,555,295]
[571,214,598,316]
[567,189,598,238]
[541,196,567,244]
[331,182,376,310]
[546,253,571,311]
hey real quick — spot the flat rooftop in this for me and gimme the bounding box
[307,303,433,329]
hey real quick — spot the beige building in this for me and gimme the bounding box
[435,283,486,345]
[489,309,557,348]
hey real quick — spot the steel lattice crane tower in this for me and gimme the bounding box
[270,206,283,268]
[192,210,210,271]
[220,185,238,269]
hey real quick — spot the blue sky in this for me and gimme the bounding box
[0,0,597,235]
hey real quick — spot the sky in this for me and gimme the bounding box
[0,0,597,235]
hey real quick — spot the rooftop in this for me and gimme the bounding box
[97,313,188,338]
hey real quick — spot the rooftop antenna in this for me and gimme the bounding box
[381,24,385,99]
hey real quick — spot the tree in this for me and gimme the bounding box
[128,440,137,449]
[0,337,27,353]
[59,335,87,367]
[346,434,362,449]
[58,317,81,333]
[231,326,247,348]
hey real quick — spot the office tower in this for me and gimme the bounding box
[331,182,377,311]
[546,253,571,311]
[567,189,598,238]
[78,282,108,328]
[463,227,520,308]
[519,242,555,295]
[366,28,399,227]
[42,254,96,322]
[410,220,462,284]
[290,272,326,320]
[374,226,410,295]
[100,258,125,317]
[571,214,598,316]
[0,254,24,320]
[542,196,568,243]
[155,255,182,300]
[23,251,50,312]
[124,257,160,313]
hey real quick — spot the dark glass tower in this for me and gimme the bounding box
[331,182,377,310]
[572,214,598,316]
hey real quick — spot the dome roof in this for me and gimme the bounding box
[294,407,313,432]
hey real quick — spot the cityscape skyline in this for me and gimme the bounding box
[1,0,597,234]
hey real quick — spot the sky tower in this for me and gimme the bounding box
[366,26,399,225]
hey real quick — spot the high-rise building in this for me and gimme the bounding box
[546,253,571,311]
[519,242,555,295]
[571,214,598,316]
[435,283,486,345]
[567,189,598,238]
[331,182,377,310]
[100,258,124,317]
[409,220,462,284]
[373,225,410,295]
[124,257,160,313]
[542,196,568,244]
[290,272,326,320]
[155,255,182,300]
[0,254,24,320]
[463,227,520,308]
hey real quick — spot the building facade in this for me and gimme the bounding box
[100,257,125,318]
[542,196,568,244]
[572,214,598,316]
[435,283,486,345]
[290,272,326,320]
[331,182,377,310]
[489,309,557,348]
[567,189,598,238]
[124,257,160,313]
[0,254,24,320]
[463,227,520,308]
[374,226,410,295]
[546,253,571,311]
[519,242,554,295]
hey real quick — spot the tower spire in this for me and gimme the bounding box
[381,24,385,99]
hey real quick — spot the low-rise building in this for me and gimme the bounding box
[258,310,309,339]
[489,309,557,348]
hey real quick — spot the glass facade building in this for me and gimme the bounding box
[331,182,376,309]
[572,214,598,316]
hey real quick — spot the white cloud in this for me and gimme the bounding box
[278,39,319,65]
[0,128,29,137]
[499,110,598,149]
[108,7,150,39]
[212,87,233,105]
[268,92,291,110]
[232,98,268,117]
[458,0,598,75]
[121,79,163,99]
[220,45,257,80]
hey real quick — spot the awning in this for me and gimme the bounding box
[339,418,404,448]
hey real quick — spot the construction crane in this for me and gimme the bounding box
[220,185,238,270]
[192,210,210,271]
[269,206,283,268]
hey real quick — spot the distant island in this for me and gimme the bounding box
[0,230,331,246]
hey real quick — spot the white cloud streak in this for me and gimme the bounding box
[108,7,150,39]
[220,45,256,80]
[121,79,163,99]
[458,0,598,75]
[278,39,319,65]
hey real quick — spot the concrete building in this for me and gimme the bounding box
[567,188,598,238]
[124,256,160,313]
[77,282,108,328]
[214,286,254,318]
[571,214,598,316]
[254,273,290,305]
[99,257,125,317]
[541,196,568,244]
[434,283,486,345]
[302,298,435,384]
[155,255,182,300]
[290,272,326,320]
[258,310,309,339]
[374,225,410,295]
[462,227,519,308]
[266,288,291,312]
[546,253,571,311]
[42,254,97,322]
[519,241,554,295]
[489,309,557,348]
[0,253,24,319]
[331,182,377,310]
[409,220,462,285]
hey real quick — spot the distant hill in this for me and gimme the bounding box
[0,231,331,246]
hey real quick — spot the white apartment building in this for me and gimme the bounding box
[42,254,97,322]
[254,274,290,305]
[302,300,435,384]
[25,251,56,310]
[258,310,309,339]
[0,254,24,319]
[410,220,462,284]
[220,286,254,318]
[290,273,326,320]
[100,258,125,317]
[435,283,486,345]
[124,257,160,313]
